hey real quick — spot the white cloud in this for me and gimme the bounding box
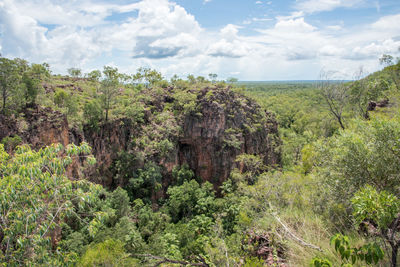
[319,45,345,56]
[371,14,400,33]
[0,0,203,71]
[0,0,399,80]
[220,24,240,40]
[207,39,249,58]
[326,25,343,31]
[296,0,364,14]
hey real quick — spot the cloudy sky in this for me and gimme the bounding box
[0,0,399,80]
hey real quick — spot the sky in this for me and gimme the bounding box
[0,0,399,80]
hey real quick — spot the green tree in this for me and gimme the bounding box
[132,67,163,88]
[99,66,121,122]
[68,67,82,78]
[196,76,206,83]
[0,142,99,265]
[87,70,102,82]
[352,185,400,266]
[166,180,216,222]
[79,239,138,267]
[0,57,20,114]
[317,118,400,225]
[187,74,196,84]
[0,135,22,152]
[380,54,394,66]
[83,99,103,128]
[208,73,218,83]
[227,77,238,84]
[312,234,384,266]
[379,53,400,90]
[22,63,49,106]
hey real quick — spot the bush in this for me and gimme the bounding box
[1,135,22,151]
[83,99,102,128]
[78,239,138,266]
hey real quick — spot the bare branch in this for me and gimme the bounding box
[132,254,209,267]
[268,202,323,252]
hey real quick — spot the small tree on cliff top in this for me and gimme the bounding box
[99,66,122,122]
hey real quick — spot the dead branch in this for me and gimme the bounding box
[273,214,323,252]
[132,254,209,267]
[268,202,323,252]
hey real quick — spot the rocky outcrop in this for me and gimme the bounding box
[0,106,69,149]
[0,86,281,192]
[80,119,135,187]
[244,231,287,266]
[176,87,280,186]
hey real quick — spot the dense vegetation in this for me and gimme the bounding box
[1,54,400,266]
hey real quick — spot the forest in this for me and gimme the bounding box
[1,54,400,267]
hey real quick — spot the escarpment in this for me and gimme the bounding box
[0,106,69,149]
[0,85,281,192]
[177,87,280,186]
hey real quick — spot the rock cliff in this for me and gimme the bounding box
[0,85,281,192]
[177,87,280,186]
[0,106,69,149]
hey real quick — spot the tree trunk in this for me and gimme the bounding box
[1,91,5,114]
[337,116,345,130]
[391,244,398,267]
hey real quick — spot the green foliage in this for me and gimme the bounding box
[312,234,384,266]
[22,72,39,106]
[133,67,163,87]
[352,185,400,230]
[54,89,79,116]
[98,66,123,121]
[172,89,198,115]
[113,152,162,201]
[1,57,400,265]
[83,99,102,128]
[1,135,22,151]
[108,187,131,223]
[78,239,138,266]
[126,161,162,201]
[172,163,195,185]
[227,77,238,84]
[24,63,49,106]
[167,180,216,222]
[86,69,101,81]
[0,57,23,113]
[330,234,384,265]
[208,73,218,83]
[234,154,265,185]
[54,89,69,106]
[0,57,51,113]
[134,110,180,159]
[132,199,169,241]
[243,257,265,267]
[114,100,145,124]
[315,118,400,224]
[223,128,243,149]
[0,142,100,265]
[68,68,82,78]
[311,257,332,267]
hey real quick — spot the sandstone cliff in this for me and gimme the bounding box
[0,85,281,192]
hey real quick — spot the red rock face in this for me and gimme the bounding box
[175,87,280,188]
[0,86,281,192]
[0,106,69,149]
